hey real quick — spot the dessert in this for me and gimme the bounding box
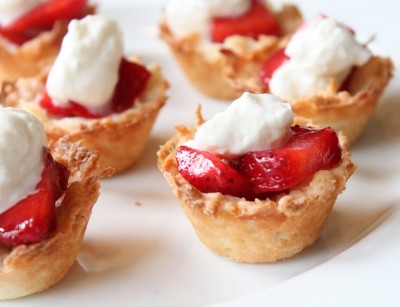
[0,107,104,300]
[0,0,94,83]
[1,15,168,174]
[160,0,302,99]
[227,15,393,144]
[158,93,356,263]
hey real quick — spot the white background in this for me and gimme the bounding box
[6,0,399,306]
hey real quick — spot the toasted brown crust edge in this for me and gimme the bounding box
[290,56,394,144]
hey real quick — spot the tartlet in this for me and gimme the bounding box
[0,4,95,83]
[1,59,168,174]
[0,137,108,300]
[159,4,302,100]
[158,112,356,263]
[227,55,394,145]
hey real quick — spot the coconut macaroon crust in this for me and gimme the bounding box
[158,115,356,263]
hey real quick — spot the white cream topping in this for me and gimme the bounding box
[46,15,123,113]
[165,0,251,39]
[270,64,334,102]
[270,16,372,101]
[0,0,43,26]
[0,107,47,212]
[186,92,294,157]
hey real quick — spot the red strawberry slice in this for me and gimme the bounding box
[0,0,89,45]
[211,0,281,43]
[111,58,151,113]
[40,58,151,119]
[2,0,89,32]
[0,148,69,247]
[176,145,255,200]
[0,28,33,45]
[236,126,342,193]
[40,90,103,118]
[259,48,289,87]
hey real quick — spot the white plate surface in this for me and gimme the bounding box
[6,0,399,306]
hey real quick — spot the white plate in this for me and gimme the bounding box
[9,0,399,306]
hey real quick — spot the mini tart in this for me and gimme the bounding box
[157,115,356,263]
[227,55,394,145]
[159,4,302,100]
[0,6,96,84]
[0,137,109,300]
[1,58,168,174]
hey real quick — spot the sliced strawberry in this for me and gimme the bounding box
[259,48,289,87]
[211,0,281,43]
[0,28,34,45]
[0,148,69,247]
[40,58,151,119]
[3,0,89,33]
[111,58,151,113]
[176,145,255,200]
[0,0,89,45]
[40,90,104,118]
[236,126,342,194]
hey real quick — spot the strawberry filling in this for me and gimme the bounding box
[0,0,90,45]
[176,126,342,200]
[211,0,281,43]
[39,58,151,119]
[176,145,255,200]
[0,148,69,247]
[259,47,288,88]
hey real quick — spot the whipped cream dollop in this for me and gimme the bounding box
[270,16,372,101]
[165,0,251,39]
[0,107,47,212]
[0,0,43,26]
[186,92,294,157]
[46,15,123,112]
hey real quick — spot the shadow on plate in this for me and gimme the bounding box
[284,202,397,265]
